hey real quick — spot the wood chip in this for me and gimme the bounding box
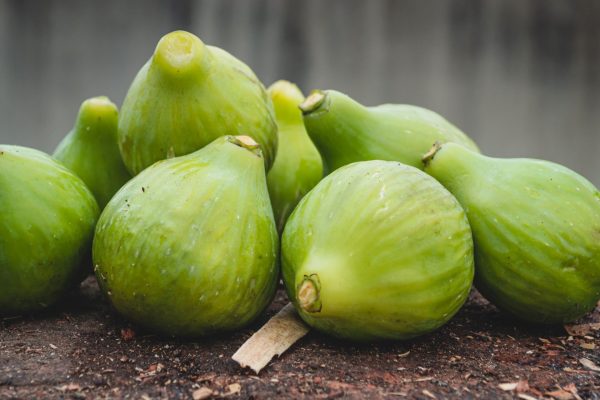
[579,358,600,372]
[517,394,538,400]
[58,383,81,392]
[192,387,213,400]
[422,389,437,399]
[499,382,518,391]
[579,342,596,350]
[225,383,241,396]
[232,303,309,373]
[516,380,530,392]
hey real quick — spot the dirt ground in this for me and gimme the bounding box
[1,277,599,400]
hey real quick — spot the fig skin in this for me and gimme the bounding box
[300,89,479,174]
[118,30,278,175]
[282,161,474,341]
[0,145,99,315]
[266,80,323,232]
[93,136,279,337]
[54,96,131,209]
[423,143,600,324]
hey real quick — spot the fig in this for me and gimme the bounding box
[300,89,479,173]
[118,30,278,175]
[0,145,99,315]
[93,135,279,337]
[266,80,323,232]
[282,161,474,341]
[54,96,131,208]
[423,142,600,323]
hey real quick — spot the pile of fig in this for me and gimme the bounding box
[2,30,599,343]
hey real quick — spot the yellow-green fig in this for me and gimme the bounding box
[266,80,323,232]
[282,161,474,341]
[423,142,600,323]
[300,89,479,173]
[0,145,99,315]
[54,96,131,208]
[93,136,278,337]
[118,30,278,175]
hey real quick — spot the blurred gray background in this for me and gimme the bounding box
[1,0,599,183]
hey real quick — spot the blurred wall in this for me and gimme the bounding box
[1,0,599,184]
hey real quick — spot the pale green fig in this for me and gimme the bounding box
[118,30,278,175]
[423,142,600,323]
[54,96,131,208]
[266,80,323,232]
[282,160,474,341]
[93,135,279,337]
[300,89,479,173]
[0,145,99,315]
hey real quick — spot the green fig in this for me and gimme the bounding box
[423,142,600,323]
[266,80,323,232]
[118,30,278,175]
[282,160,474,341]
[93,135,279,337]
[0,145,99,315]
[54,96,131,208]
[300,89,479,173]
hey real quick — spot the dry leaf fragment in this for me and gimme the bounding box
[545,384,580,400]
[579,358,600,372]
[564,323,600,336]
[192,387,213,400]
[545,389,574,400]
[580,342,596,350]
[120,327,136,341]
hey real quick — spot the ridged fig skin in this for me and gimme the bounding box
[266,80,323,232]
[424,143,600,324]
[93,136,279,337]
[301,89,479,174]
[0,145,99,315]
[54,96,131,208]
[118,30,278,175]
[282,161,474,341]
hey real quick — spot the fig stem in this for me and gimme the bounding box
[299,91,326,115]
[228,135,263,158]
[422,141,443,167]
[297,274,322,313]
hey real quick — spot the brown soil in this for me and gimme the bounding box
[1,277,599,399]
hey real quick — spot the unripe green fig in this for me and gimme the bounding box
[266,80,323,232]
[118,30,278,175]
[300,89,479,173]
[0,145,99,315]
[54,96,131,208]
[282,161,474,341]
[423,142,600,324]
[93,135,279,337]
